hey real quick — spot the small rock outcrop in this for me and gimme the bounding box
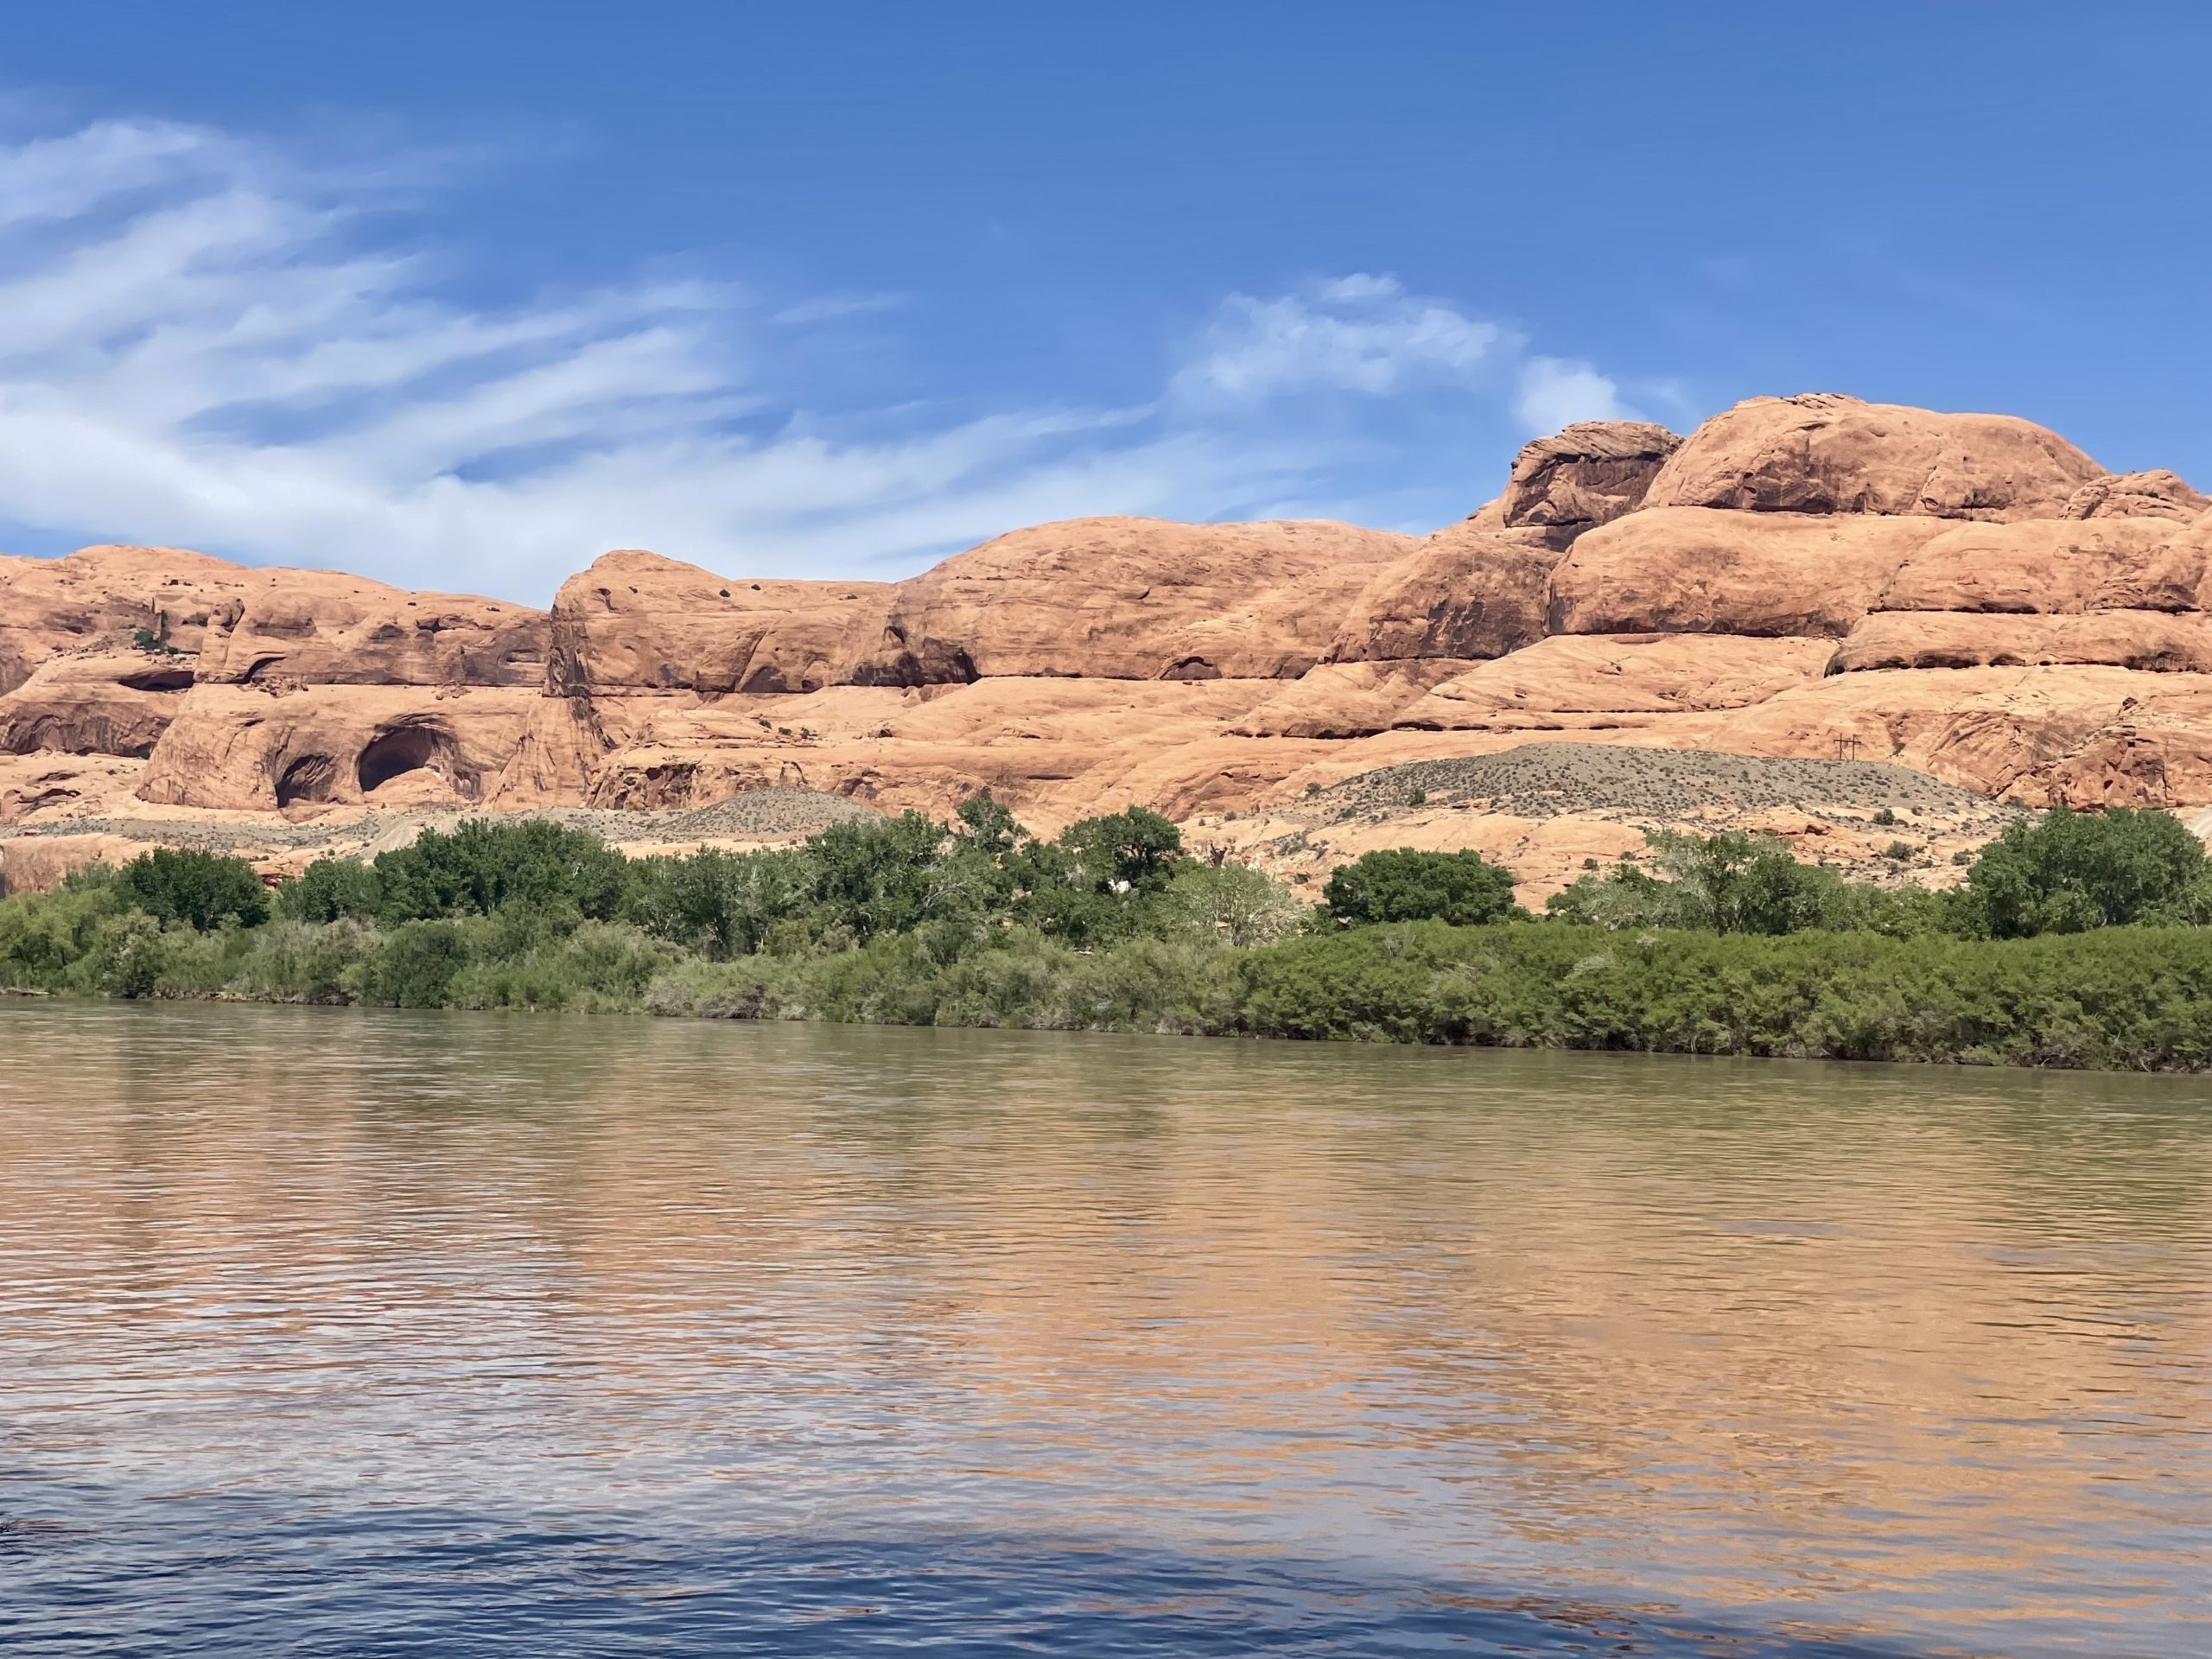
[2061,469,2211,522]
[1498,420,1681,541]
[1548,509,1949,638]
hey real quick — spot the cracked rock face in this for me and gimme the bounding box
[1499,420,1682,540]
[10,397,2212,892]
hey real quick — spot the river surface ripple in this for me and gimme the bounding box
[1,1003,2207,1656]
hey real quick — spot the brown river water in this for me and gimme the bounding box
[1,1002,2206,1656]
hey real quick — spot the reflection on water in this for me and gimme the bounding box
[1,1004,2206,1656]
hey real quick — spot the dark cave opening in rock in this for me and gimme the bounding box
[275,753,338,807]
[356,725,443,794]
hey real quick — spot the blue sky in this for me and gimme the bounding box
[1,2,2206,600]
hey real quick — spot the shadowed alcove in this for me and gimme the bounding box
[356,724,446,795]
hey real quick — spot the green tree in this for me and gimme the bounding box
[1544,861,1686,930]
[1006,808,1184,947]
[1955,804,2211,938]
[1165,861,1307,947]
[277,856,382,923]
[358,919,469,1007]
[1547,832,1941,938]
[952,789,1025,858]
[117,848,270,931]
[802,810,998,944]
[1640,829,1839,936]
[372,818,629,924]
[1056,806,1184,892]
[624,845,810,958]
[1324,848,1517,927]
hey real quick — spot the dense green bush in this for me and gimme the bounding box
[623,844,807,958]
[1954,804,2212,937]
[1324,848,1517,927]
[356,919,470,1007]
[0,876,124,988]
[9,800,2212,1071]
[1230,920,2212,1069]
[372,818,629,925]
[1544,830,1950,937]
[276,856,382,924]
[117,849,270,931]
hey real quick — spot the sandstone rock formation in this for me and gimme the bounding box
[1328,523,1557,663]
[549,550,889,698]
[138,684,542,813]
[194,574,546,688]
[0,651,194,757]
[1398,633,1835,728]
[1548,509,1949,638]
[1876,518,2202,614]
[844,518,1414,684]
[0,544,250,695]
[1497,420,1681,539]
[1640,393,2104,521]
[2062,469,2211,522]
[7,393,2212,899]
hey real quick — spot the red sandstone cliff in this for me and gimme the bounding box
[5,392,2210,847]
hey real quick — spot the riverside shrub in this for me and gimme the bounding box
[1955,804,2212,937]
[372,819,630,925]
[117,848,270,931]
[1323,848,1517,927]
[277,856,382,924]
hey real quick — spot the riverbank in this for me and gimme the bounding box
[7,909,2212,1072]
[10,806,2212,1072]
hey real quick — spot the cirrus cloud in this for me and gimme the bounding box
[0,115,1664,600]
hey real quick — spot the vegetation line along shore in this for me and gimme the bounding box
[6,797,2212,1072]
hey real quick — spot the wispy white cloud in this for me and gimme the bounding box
[0,117,1658,599]
[1511,355,1639,432]
[770,292,906,327]
[1172,273,1507,405]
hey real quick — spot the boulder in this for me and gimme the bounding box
[1548,508,1949,638]
[1327,524,1560,663]
[1498,420,1681,540]
[1642,393,2103,521]
[847,518,1414,684]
